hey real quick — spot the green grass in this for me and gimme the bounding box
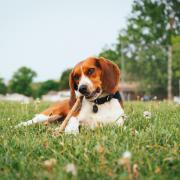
[0,101,179,180]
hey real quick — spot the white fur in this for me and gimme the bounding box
[65,117,79,134]
[64,97,125,133]
[78,98,124,128]
[78,74,93,89]
[15,114,49,128]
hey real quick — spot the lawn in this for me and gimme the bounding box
[0,101,179,180]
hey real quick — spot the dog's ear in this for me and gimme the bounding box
[69,70,77,107]
[97,57,120,94]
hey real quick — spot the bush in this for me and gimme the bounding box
[37,80,59,97]
[59,69,72,90]
[8,67,37,96]
[0,78,7,95]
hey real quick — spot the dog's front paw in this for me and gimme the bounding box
[65,117,79,134]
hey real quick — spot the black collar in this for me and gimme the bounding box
[92,91,122,113]
[94,91,122,105]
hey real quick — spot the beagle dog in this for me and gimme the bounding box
[16,57,125,133]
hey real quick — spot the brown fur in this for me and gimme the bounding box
[42,99,70,117]
[42,57,123,118]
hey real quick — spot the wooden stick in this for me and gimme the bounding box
[43,115,63,126]
[53,96,83,136]
[47,115,63,122]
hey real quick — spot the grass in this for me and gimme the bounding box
[0,101,179,180]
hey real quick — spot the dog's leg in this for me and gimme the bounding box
[64,116,79,134]
[15,114,62,128]
[15,114,49,128]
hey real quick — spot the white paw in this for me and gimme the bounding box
[65,117,79,134]
[15,114,49,128]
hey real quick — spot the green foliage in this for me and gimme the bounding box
[124,0,180,96]
[0,78,7,95]
[8,67,37,96]
[37,80,59,97]
[99,0,180,96]
[59,69,72,90]
[0,101,179,179]
[99,48,120,66]
[121,0,180,96]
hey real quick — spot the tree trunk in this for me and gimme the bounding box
[167,45,172,100]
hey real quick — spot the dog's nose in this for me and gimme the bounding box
[79,85,88,95]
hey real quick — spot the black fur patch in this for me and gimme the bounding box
[74,83,78,90]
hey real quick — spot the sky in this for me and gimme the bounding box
[0,0,133,82]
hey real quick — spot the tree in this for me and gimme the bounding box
[37,80,59,97]
[0,78,7,95]
[59,69,72,90]
[172,36,180,95]
[99,48,120,66]
[8,67,37,96]
[116,0,180,97]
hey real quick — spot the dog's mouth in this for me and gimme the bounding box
[85,87,101,100]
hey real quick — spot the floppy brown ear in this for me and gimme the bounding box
[69,70,77,107]
[98,57,120,94]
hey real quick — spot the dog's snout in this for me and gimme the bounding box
[79,85,88,95]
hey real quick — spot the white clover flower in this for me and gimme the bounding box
[64,163,77,176]
[122,151,132,159]
[143,111,151,119]
[43,158,57,170]
[118,151,132,166]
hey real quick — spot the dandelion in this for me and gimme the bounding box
[118,151,132,180]
[43,158,57,171]
[133,164,139,179]
[143,111,151,119]
[64,163,77,176]
[122,151,132,159]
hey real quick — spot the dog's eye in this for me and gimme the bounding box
[87,68,95,75]
[74,75,79,81]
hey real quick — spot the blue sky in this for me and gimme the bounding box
[0,0,132,82]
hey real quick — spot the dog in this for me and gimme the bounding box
[16,57,125,133]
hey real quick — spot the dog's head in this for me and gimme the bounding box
[69,57,120,106]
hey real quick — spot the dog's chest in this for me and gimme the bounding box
[78,98,124,127]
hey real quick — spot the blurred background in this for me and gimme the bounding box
[0,0,180,103]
